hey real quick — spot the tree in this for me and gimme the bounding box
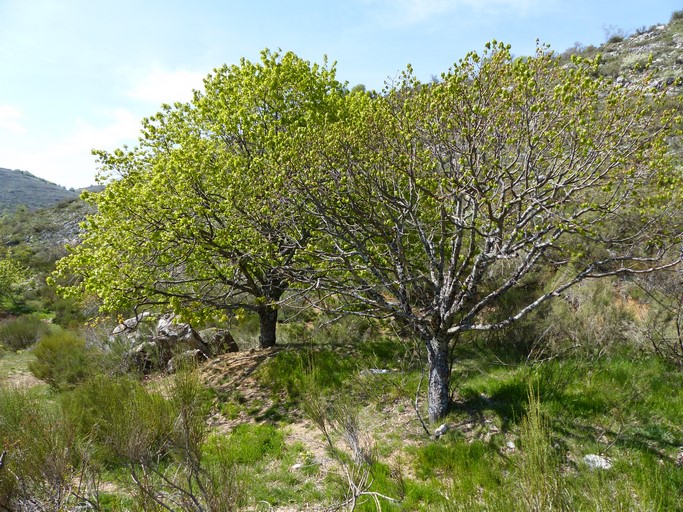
[0,258,28,311]
[296,43,682,422]
[54,50,345,348]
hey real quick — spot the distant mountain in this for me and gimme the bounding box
[0,168,81,212]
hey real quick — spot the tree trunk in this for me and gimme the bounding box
[257,305,278,349]
[427,337,451,423]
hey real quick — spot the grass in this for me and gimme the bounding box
[1,321,682,510]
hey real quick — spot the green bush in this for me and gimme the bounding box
[0,315,50,351]
[61,374,174,464]
[28,330,95,389]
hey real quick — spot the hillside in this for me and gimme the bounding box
[563,12,683,88]
[0,168,80,212]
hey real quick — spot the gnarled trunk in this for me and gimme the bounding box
[257,304,278,349]
[427,336,451,423]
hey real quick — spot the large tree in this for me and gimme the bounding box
[55,50,345,348]
[296,43,682,422]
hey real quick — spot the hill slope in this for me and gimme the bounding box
[0,168,80,212]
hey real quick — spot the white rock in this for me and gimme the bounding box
[290,463,303,471]
[506,441,516,450]
[433,423,449,438]
[583,454,612,470]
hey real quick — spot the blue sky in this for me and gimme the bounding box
[1,0,681,188]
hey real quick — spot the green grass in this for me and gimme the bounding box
[2,321,682,511]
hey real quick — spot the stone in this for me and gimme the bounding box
[433,423,449,439]
[112,311,151,335]
[583,454,612,470]
[129,341,163,373]
[199,328,239,354]
[506,441,516,450]
[156,314,212,358]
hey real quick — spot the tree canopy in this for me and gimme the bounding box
[0,257,28,311]
[54,49,346,348]
[293,42,682,421]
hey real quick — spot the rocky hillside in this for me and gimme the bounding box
[563,11,683,89]
[0,168,80,212]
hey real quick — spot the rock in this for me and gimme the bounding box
[112,312,151,335]
[129,341,163,373]
[433,423,449,439]
[199,328,239,354]
[506,441,516,450]
[583,454,612,470]
[167,349,207,373]
[290,463,303,471]
[156,314,212,358]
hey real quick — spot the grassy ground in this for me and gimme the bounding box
[1,336,681,511]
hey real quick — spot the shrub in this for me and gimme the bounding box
[0,315,50,351]
[671,9,683,22]
[61,374,174,463]
[28,330,95,389]
[0,388,84,509]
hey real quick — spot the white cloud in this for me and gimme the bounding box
[0,108,142,188]
[0,104,26,134]
[127,67,206,105]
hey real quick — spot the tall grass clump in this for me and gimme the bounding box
[61,370,245,510]
[515,384,566,511]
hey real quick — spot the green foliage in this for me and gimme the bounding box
[29,330,95,389]
[207,424,284,465]
[61,374,175,463]
[0,258,29,311]
[0,314,50,351]
[515,385,565,511]
[671,9,683,22]
[54,49,346,347]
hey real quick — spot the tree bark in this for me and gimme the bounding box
[427,336,451,423]
[257,305,279,349]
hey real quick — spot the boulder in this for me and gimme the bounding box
[156,314,212,358]
[199,328,240,354]
[112,312,151,335]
